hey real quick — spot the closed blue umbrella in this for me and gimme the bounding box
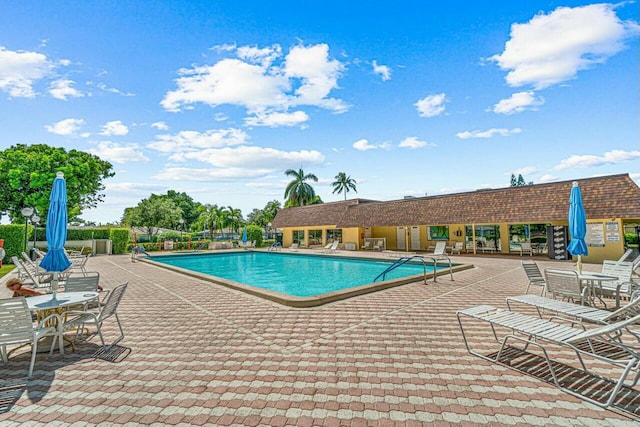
[566,181,588,272]
[242,226,248,244]
[40,172,72,274]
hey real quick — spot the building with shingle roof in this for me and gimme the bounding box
[272,174,640,263]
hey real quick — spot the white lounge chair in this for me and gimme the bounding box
[457,305,640,408]
[322,241,339,253]
[506,292,640,326]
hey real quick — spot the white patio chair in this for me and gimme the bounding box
[544,268,588,305]
[450,242,463,255]
[598,260,638,307]
[457,305,640,409]
[522,260,546,295]
[0,297,62,378]
[64,272,106,310]
[61,282,128,351]
[519,242,533,256]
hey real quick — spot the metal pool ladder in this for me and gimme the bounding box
[374,255,454,284]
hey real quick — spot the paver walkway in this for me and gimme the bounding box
[1,251,638,425]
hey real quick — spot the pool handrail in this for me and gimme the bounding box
[374,255,454,284]
[268,242,282,252]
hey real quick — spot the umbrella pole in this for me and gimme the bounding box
[577,255,583,273]
[52,272,59,300]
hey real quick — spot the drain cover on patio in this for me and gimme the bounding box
[92,345,131,363]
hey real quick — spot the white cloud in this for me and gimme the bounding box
[372,60,391,81]
[236,44,282,67]
[44,118,86,136]
[49,79,84,100]
[353,138,391,151]
[553,149,640,170]
[161,43,348,123]
[0,46,53,97]
[106,181,165,194]
[398,136,435,149]
[154,167,273,181]
[151,121,169,131]
[95,82,134,97]
[456,128,522,139]
[539,174,557,183]
[100,120,129,136]
[512,166,538,176]
[147,128,249,153]
[492,91,544,114]
[415,93,447,117]
[214,113,228,121]
[161,58,289,112]
[88,141,150,164]
[284,43,347,112]
[176,145,325,169]
[244,110,309,127]
[490,4,640,89]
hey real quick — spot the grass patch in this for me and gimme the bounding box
[0,265,15,279]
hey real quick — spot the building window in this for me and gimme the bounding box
[308,229,323,246]
[428,226,449,240]
[509,224,548,244]
[292,230,305,245]
[326,228,342,242]
[466,225,501,250]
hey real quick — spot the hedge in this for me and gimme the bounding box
[0,224,32,264]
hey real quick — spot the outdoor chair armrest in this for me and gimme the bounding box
[36,313,62,330]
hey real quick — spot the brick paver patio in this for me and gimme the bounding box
[1,251,638,425]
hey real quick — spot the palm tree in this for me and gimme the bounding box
[284,168,318,206]
[331,172,357,200]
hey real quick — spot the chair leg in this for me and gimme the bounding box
[1,345,7,364]
[28,341,38,379]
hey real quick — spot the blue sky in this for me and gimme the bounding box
[1,1,638,224]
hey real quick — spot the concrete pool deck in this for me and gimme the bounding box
[0,250,638,425]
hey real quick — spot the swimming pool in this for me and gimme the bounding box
[145,251,470,307]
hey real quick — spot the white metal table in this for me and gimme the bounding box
[26,291,100,353]
[577,272,619,308]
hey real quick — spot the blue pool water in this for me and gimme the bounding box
[152,252,435,297]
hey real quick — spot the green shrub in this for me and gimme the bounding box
[109,228,130,254]
[0,224,31,263]
[624,232,639,245]
[67,228,110,240]
[247,225,263,247]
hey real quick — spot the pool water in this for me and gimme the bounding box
[153,252,436,297]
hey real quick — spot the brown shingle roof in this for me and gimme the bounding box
[271,198,379,228]
[272,174,640,228]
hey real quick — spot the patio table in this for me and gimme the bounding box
[577,272,619,308]
[26,291,100,353]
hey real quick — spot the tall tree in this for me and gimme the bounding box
[284,168,318,207]
[331,172,357,200]
[128,195,183,239]
[165,190,201,229]
[0,144,114,222]
[510,174,532,187]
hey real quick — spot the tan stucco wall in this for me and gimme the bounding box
[278,217,630,261]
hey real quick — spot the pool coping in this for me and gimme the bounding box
[139,250,474,307]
